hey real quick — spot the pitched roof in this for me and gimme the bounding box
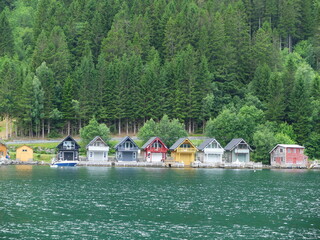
[86,136,108,149]
[197,138,223,151]
[57,135,80,148]
[17,145,32,150]
[0,140,7,146]
[114,136,139,149]
[224,138,252,151]
[269,144,304,153]
[141,137,168,150]
[169,137,197,151]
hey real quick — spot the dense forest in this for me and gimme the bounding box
[0,0,320,159]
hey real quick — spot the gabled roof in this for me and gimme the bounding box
[269,144,304,153]
[0,140,7,146]
[17,145,32,150]
[86,136,108,149]
[141,137,168,150]
[114,136,139,149]
[224,138,252,151]
[197,138,223,151]
[169,137,197,151]
[57,135,80,148]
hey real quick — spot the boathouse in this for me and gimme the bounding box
[224,138,252,163]
[16,145,33,162]
[0,141,7,159]
[197,138,224,163]
[169,138,197,165]
[86,136,109,161]
[114,136,139,161]
[57,136,80,161]
[270,144,308,167]
[141,137,168,162]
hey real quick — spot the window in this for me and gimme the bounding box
[117,152,122,159]
[152,142,162,149]
[133,152,136,159]
[300,149,303,154]
[181,143,191,148]
[22,149,27,152]
[288,149,291,153]
[238,143,248,149]
[90,152,93,158]
[104,152,107,158]
[63,141,75,149]
[125,141,132,149]
[208,142,218,149]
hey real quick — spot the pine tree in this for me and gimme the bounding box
[251,63,271,103]
[289,73,311,144]
[0,10,14,57]
[266,72,285,122]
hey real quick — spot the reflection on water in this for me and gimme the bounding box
[0,166,319,239]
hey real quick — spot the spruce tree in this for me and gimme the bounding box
[0,10,14,57]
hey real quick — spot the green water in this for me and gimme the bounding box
[0,166,319,239]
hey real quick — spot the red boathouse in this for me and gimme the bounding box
[270,144,308,167]
[141,137,168,162]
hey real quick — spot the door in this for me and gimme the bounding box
[122,152,133,161]
[181,153,193,165]
[293,158,297,164]
[237,153,247,162]
[207,154,220,163]
[64,152,74,160]
[151,153,162,162]
[94,152,104,161]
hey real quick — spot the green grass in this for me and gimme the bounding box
[9,142,58,149]
[34,154,56,162]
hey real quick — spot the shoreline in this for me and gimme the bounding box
[1,160,318,169]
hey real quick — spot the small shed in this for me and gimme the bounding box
[57,135,80,161]
[169,138,197,165]
[141,137,168,162]
[16,145,33,162]
[86,136,109,161]
[224,138,252,163]
[197,138,224,163]
[0,141,7,159]
[270,144,308,167]
[114,136,139,161]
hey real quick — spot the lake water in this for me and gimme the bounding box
[0,166,319,239]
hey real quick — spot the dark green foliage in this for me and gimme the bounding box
[138,115,187,147]
[0,10,14,57]
[80,116,111,149]
[1,0,319,160]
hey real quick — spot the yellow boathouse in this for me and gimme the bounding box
[16,145,33,162]
[0,141,7,159]
[169,138,197,166]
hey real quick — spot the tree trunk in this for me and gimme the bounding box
[288,34,292,53]
[188,119,192,134]
[42,119,45,139]
[133,121,136,135]
[30,120,33,138]
[203,120,205,134]
[126,118,129,135]
[118,118,121,135]
[47,120,51,135]
[67,120,71,135]
[5,115,9,139]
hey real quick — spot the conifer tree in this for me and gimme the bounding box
[0,10,14,57]
[266,72,285,122]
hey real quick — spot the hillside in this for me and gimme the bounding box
[0,0,319,159]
